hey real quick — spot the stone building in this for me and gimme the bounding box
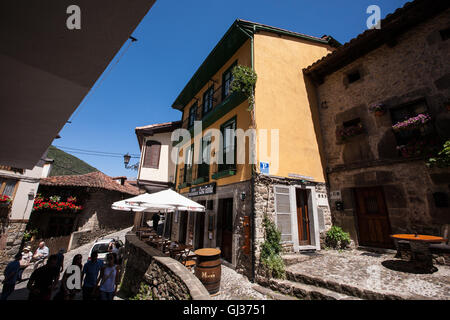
[165,19,338,278]
[27,171,140,253]
[0,158,53,272]
[304,0,450,248]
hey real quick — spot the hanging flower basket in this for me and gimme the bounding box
[337,123,364,142]
[32,194,83,213]
[369,103,386,117]
[397,136,439,159]
[392,113,431,132]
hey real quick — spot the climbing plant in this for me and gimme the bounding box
[230,65,257,111]
[260,215,286,279]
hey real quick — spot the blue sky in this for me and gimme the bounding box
[57,0,410,178]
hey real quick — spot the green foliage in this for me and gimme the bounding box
[230,65,257,111]
[325,226,350,249]
[260,215,286,279]
[427,140,450,168]
[22,228,38,242]
[47,145,98,176]
[129,283,153,300]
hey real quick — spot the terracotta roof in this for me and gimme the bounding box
[135,120,181,148]
[304,0,450,81]
[40,171,140,195]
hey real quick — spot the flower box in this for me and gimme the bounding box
[392,113,431,132]
[337,123,364,142]
[32,194,83,213]
[369,103,386,116]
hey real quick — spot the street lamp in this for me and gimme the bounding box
[123,153,139,170]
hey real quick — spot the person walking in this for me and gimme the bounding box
[97,253,120,300]
[81,251,103,300]
[27,254,59,300]
[152,212,160,232]
[54,254,83,300]
[1,253,22,300]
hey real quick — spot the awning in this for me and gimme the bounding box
[111,189,205,212]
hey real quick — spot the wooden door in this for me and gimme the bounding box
[218,198,233,262]
[295,189,311,246]
[354,187,393,248]
[179,211,188,244]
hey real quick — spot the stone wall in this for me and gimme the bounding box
[0,220,27,273]
[313,8,450,244]
[253,173,332,262]
[120,232,210,300]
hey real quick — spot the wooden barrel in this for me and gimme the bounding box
[194,248,221,294]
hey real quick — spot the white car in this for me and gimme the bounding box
[88,237,123,262]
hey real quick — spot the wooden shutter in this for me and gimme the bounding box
[143,141,161,169]
[179,167,184,184]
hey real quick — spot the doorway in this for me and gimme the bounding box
[295,188,311,246]
[194,212,205,249]
[218,198,233,262]
[354,187,393,248]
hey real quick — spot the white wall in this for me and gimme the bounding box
[138,132,176,184]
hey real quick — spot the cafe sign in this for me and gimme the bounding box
[188,183,216,197]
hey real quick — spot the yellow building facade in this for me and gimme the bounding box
[169,20,339,278]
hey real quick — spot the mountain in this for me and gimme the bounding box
[47,145,98,176]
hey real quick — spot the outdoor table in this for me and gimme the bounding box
[390,234,447,271]
[194,248,221,295]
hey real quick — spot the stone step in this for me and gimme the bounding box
[256,276,361,300]
[282,252,320,266]
[285,270,406,300]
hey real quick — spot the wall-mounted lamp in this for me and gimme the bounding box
[123,153,139,171]
[240,192,246,201]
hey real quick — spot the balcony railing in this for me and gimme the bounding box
[182,85,229,129]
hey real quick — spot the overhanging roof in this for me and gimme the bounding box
[171,19,340,111]
[0,0,156,169]
[304,0,450,82]
[135,120,181,148]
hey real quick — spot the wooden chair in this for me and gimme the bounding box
[180,247,196,271]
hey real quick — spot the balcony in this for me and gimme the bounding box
[181,85,246,132]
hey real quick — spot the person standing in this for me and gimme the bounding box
[97,253,120,300]
[81,251,103,300]
[152,212,160,232]
[56,249,65,274]
[54,254,83,300]
[27,254,59,300]
[1,253,22,300]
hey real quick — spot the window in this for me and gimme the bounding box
[274,186,292,242]
[347,70,361,84]
[219,117,236,172]
[390,100,429,146]
[202,85,214,116]
[188,103,198,128]
[222,62,236,100]
[184,145,194,184]
[198,135,211,179]
[440,27,450,41]
[143,140,161,169]
[0,179,17,197]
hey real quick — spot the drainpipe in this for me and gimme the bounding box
[238,24,256,282]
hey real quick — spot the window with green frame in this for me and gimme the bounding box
[202,85,214,116]
[222,61,237,100]
[188,102,198,129]
[184,145,194,184]
[219,117,236,172]
[198,135,211,179]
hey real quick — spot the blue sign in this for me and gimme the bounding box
[260,162,269,174]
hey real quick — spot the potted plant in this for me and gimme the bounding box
[337,123,364,142]
[0,195,12,207]
[369,103,386,117]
